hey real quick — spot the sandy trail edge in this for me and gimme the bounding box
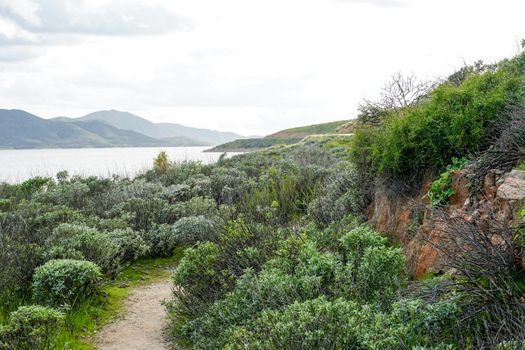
[94,279,173,350]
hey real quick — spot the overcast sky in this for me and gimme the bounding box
[0,0,524,135]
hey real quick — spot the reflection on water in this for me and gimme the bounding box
[0,147,240,183]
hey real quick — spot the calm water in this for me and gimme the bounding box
[0,147,240,183]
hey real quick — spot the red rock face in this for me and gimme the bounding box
[368,169,525,279]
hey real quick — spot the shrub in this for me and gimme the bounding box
[351,55,525,179]
[172,215,221,245]
[41,181,91,209]
[339,226,404,304]
[339,226,388,259]
[107,228,149,263]
[471,108,525,193]
[412,212,525,347]
[18,177,52,197]
[173,196,218,218]
[209,167,250,204]
[154,151,170,175]
[162,175,212,202]
[0,305,64,350]
[308,161,371,225]
[32,259,102,308]
[224,297,362,350]
[172,242,228,316]
[160,161,210,186]
[142,224,178,257]
[355,246,405,305]
[427,157,468,207]
[181,267,302,348]
[49,224,120,274]
[358,299,459,349]
[115,197,175,231]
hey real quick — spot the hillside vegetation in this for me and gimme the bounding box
[1,50,525,350]
[207,119,353,152]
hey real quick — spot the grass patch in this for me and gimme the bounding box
[56,248,184,349]
[516,161,525,171]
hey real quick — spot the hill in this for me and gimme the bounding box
[79,110,242,145]
[0,109,168,149]
[207,119,354,152]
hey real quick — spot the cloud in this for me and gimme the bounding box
[333,0,407,7]
[189,47,234,60]
[0,0,191,36]
[0,46,40,61]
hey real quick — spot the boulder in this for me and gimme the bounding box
[497,170,525,201]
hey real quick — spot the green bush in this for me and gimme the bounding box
[49,224,120,275]
[351,55,525,178]
[355,246,405,304]
[0,305,64,350]
[32,259,102,308]
[181,268,297,348]
[141,224,178,257]
[360,298,459,349]
[427,157,468,206]
[173,196,218,218]
[172,242,227,318]
[107,228,149,263]
[174,224,406,348]
[18,177,52,197]
[172,215,220,245]
[308,161,371,225]
[153,150,170,174]
[225,297,362,350]
[339,225,388,260]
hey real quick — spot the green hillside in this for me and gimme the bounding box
[207,119,353,152]
[269,119,351,137]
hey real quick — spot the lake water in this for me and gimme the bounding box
[0,147,241,183]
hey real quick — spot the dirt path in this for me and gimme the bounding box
[94,279,173,350]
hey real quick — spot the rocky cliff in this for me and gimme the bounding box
[369,168,525,278]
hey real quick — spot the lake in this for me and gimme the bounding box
[0,147,241,183]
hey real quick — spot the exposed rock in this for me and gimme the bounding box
[497,170,525,201]
[369,168,525,279]
[449,170,470,205]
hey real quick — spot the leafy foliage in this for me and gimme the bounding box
[0,305,64,350]
[32,259,102,308]
[427,158,468,207]
[351,53,525,179]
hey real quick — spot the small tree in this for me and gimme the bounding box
[358,72,437,126]
[154,151,170,175]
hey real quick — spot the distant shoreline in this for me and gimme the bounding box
[0,145,224,152]
[204,147,261,153]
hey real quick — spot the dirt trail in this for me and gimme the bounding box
[94,279,173,350]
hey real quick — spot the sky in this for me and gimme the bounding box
[0,0,524,135]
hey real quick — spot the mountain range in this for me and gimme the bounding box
[0,109,243,149]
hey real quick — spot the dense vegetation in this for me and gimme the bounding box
[351,54,525,183]
[1,51,525,349]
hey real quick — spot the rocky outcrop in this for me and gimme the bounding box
[497,170,525,200]
[369,169,525,279]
